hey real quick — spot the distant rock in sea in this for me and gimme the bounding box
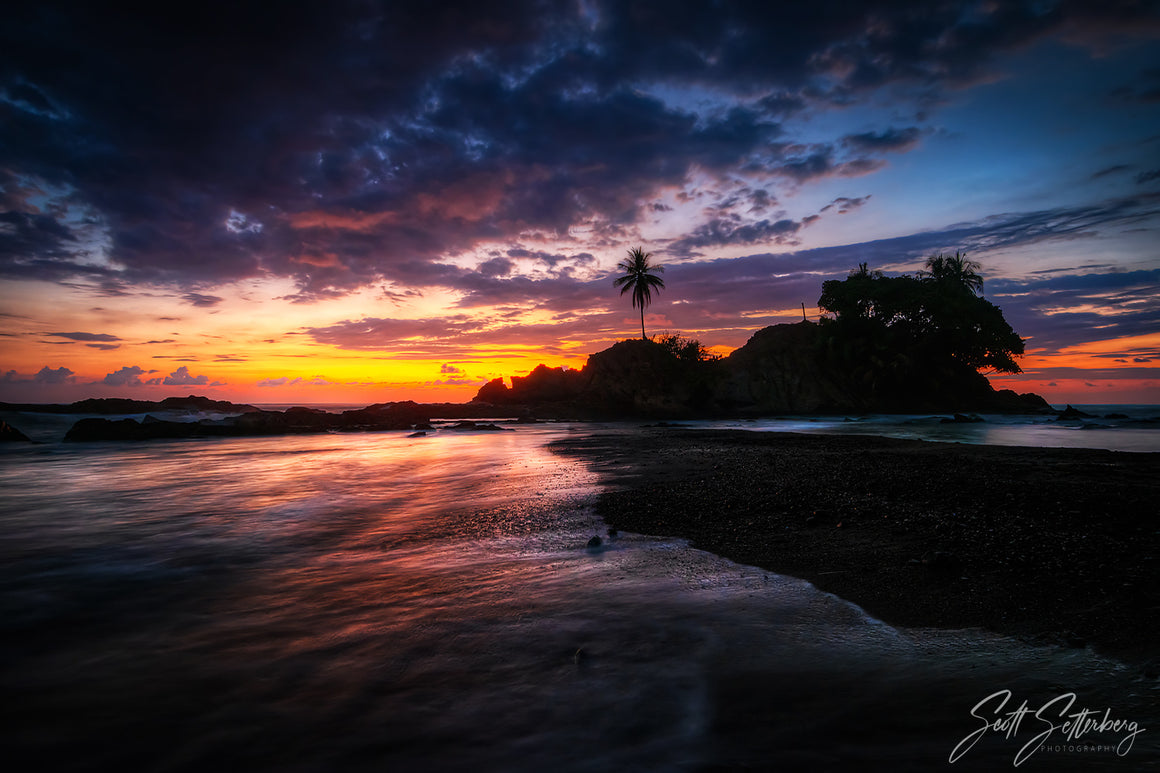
[0,420,32,442]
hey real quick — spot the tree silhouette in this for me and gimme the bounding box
[818,257,1024,399]
[613,246,665,340]
[918,252,983,295]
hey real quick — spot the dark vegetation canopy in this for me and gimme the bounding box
[817,254,1024,401]
[656,332,717,363]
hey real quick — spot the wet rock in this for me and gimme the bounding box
[1057,404,1094,420]
[940,413,984,424]
[339,401,429,430]
[0,420,31,442]
[586,536,603,548]
[406,431,427,438]
[447,421,512,432]
[65,417,146,441]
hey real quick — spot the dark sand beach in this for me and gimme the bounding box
[555,429,1159,668]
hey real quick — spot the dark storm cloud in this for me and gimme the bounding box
[5,1,1156,299]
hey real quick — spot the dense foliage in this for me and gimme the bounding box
[816,256,1024,400]
[656,332,716,363]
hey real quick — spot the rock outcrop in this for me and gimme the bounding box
[63,402,434,442]
[473,322,1054,418]
[0,420,32,442]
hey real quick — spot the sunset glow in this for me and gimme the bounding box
[2,3,1157,405]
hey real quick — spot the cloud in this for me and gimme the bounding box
[183,293,224,308]
[841,127,923,153]
[668,217,802,255]
[35,365,75,384]
[256,377,302,387]
[6,1,1154,301]
[477,258,514,277]
[988,268,1160,354]
[47,331,121,342]
[1137,169,1160,185]
[440,364,464,374]
[101,365,149,386]
[162,366,211,386]
[1,365,77,384]
[819,195,872,214]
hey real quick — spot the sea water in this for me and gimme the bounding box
[696,405,1160,453]
[1,426,1156,771]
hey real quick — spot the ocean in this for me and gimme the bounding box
[693,405,1160,454]
[1,417,1156,770]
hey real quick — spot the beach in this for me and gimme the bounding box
[554,428,1159,668]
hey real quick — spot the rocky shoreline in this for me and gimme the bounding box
[553,428,1159,668]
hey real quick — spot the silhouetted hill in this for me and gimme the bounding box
[0,395,260,414]
[472,322,1052,418]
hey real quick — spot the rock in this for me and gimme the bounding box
[339,401,429,430]
[1057,404,1094,420]
[0,420,32,442]
[586,536,603,548]
[447,421,512,432]
[406,431,427,438]
[65,418,146,441]
[283,406,334,428]
[1103,413,1129,420]
[607,528,619,538]
[941,413,984,424]
[473,377,511,404]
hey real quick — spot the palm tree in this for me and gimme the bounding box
[919,252,983,295]
[613,246,665,340]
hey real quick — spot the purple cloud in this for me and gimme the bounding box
[162,366,211,386]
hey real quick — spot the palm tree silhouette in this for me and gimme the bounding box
[613,246,665,340]
[919,252,983,295]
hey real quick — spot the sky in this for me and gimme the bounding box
[2,0,1159,406]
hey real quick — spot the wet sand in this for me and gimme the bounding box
[553,428,1159,668]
